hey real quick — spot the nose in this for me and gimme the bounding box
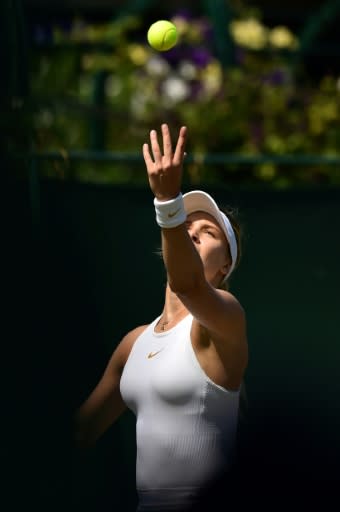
[190,230,200,244]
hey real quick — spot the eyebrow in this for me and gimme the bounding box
[186,219,222,235]
[202,224,221,234]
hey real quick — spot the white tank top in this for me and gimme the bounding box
[119,314,240,509]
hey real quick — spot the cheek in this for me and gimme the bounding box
[199,238,227,266]
[212,243,229,266]
[205,244,225,265]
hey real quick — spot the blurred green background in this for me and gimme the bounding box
[3,1,340,511]
[4,0,340,186]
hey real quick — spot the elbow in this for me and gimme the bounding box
[168,272,203,297]
[73,414,97,451]
[74,427,97,451]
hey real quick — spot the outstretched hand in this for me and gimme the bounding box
[142,124,187,201]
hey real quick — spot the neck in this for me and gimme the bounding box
[157,285,188,331]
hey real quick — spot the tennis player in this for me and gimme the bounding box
[74,124,248,511]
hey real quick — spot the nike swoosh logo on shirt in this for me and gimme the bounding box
[147,350,163,359]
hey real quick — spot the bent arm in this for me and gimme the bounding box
[142,124,247,373]
[162,223,245,336]
[73,325,146,449]
[161,218,248,388]
[73,366,126,450]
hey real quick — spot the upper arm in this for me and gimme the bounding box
[74,324,147,447]
[177,284,248,371]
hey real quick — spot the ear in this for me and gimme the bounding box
[221,262,230,277]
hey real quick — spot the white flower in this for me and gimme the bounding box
[145,55,170,77]
[178,60,198,80]
[161,75,190,104]
[130,90,150,118]
[170,16,190,37]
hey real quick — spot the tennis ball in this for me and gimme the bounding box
[147,20,178,52]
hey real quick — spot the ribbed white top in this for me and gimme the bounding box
[119,314,240,509]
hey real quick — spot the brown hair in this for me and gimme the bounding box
[154,205,244,290]
[218,205,243,291]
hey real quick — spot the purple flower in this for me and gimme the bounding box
[190,80,203,101]
[198,19,214,42]
[163,46,183,66]
[190,47,213,68]
[263,69,288,86]
[173,8,193,21]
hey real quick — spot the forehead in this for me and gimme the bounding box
[187,211,221,229]
[187,211,228,246]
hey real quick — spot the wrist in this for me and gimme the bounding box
[154,193,187,229]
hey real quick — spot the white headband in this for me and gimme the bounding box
[182,190,238,281]
[218,210,238,280]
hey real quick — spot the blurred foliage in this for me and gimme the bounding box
[18,3,340,186]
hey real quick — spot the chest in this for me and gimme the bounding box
[120,326,205,412]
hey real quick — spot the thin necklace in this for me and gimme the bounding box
[157,311,187,331]
[159,320,169,331]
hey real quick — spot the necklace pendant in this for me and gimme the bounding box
[161,321,168,331]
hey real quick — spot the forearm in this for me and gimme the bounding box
[73,386,127,450]
[161,224,204,294]
[73,409,98,450]
[143,123,202,292]
[73,406,103,450]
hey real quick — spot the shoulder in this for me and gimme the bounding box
[122,324,149,346]
[213,289,247,347]
[213,290,248,361]
[109,324,149,373]
[217,289,246,322]
[181,282,247,347]
[192,288,247,355]
[195,287,246,331]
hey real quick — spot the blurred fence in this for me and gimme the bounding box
[26,151,340,233]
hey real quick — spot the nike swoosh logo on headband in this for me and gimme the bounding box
[168,208,180,218]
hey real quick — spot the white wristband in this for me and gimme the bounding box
[154,193,187,229]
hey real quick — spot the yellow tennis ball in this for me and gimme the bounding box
[147,20,178,52]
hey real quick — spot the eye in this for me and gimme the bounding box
[204,228,215,237]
